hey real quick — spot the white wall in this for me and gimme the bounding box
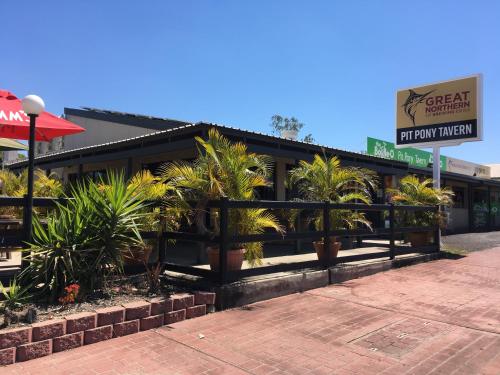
[58,115,159,153]
[487,164,500,179]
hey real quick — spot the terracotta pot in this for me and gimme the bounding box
[123,244,153,266]
[207,247,245,272]
[408,231,433,247]
[313,237,341,264]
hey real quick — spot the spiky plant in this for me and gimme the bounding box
[159,128,283,266]
[387,175,454,227]
[288,154,378,232]
[20,171,145,302]
[0,278,32,311]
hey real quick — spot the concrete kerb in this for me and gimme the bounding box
[164,252,443,310]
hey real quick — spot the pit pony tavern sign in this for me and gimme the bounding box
[396,75,482,147]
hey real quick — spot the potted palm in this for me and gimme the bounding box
[288,154,378,262]
[159,128,283,270]
[387,175,453,246]
[125,170,180,265]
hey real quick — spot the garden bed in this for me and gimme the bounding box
[0,273,177,329]
[0,284,216,366]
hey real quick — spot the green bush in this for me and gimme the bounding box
[19,172,146,303]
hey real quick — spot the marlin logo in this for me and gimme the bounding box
[402,89,434,126]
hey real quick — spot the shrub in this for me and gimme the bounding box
[19,172,146,303]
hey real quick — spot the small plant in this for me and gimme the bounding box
[0,278,32,311]
[58,284,80,305]
[144,262,162,294]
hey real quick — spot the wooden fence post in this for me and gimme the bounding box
[389,203,395,260]
[158,205,166,264]
[323,201,331,268]
[219,197,229,283]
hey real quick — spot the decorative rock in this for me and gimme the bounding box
[194,291,216,305]
[53,332,83,353]
[65,312,97,333]
[186,305,206,319]
[123,301,151,320]
[140,314,164,331]
[171,294,194,310]
[0,347,15,366]
[113,320,139,337]
[31,319,66,341]
[16,339,52,362]
[84,325,112,345]
[0,327,31,349]
[165,309,186,325]
[95,306,125,326]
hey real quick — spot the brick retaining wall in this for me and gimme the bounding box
[0,291,216,366]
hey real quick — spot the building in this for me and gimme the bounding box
[8,107,500,234]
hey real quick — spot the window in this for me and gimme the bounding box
[452,187,465,208]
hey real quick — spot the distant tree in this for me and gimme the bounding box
[302,134,315,143]
[270,115,304,135]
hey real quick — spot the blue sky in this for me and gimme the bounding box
[2,1,499,163]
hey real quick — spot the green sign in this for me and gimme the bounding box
[367,137,447,171]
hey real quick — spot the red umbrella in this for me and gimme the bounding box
[0,89,85,247]
[0,90,84,141]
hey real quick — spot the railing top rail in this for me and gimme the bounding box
[0,196,438,211]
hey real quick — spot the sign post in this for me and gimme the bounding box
[433,146,440,189]
[396,74,483,245]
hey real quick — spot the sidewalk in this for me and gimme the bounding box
[4,247,500,374]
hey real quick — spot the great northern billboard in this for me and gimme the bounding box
[396,75,482,147]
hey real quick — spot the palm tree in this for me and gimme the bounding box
[387,175,453,228]
[159,128,283,267]
[288,154,378,232]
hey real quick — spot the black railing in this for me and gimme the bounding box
[160,198,440,283]
[0,196,440,284]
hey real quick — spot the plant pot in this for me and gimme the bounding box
[313,237,341,263]
[123,244,153,266]
[341,236,353,250]
[408,231,433,247]
[280,129,298,140]
[207,246,245,272]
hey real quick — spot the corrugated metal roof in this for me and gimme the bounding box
[6,106,387,167]
[78,107,193,125]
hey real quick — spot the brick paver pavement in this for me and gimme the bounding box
[4,247,500,374]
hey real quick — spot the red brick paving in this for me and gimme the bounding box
[3,248,500,374]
